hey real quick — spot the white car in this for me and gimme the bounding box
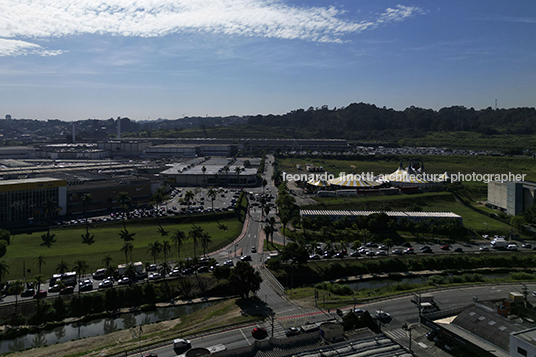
[507,244,518,251]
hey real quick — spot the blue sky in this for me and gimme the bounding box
[1,0,535,121]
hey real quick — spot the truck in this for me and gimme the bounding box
[118,261,143,276]
[411,293,436,307]
[490,237,508,249]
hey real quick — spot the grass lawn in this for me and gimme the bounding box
[4,215,242,281]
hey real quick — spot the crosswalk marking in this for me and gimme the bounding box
[384,328,407,340]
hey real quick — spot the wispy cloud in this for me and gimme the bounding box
[0,38,65,56]
[0,1,424,56]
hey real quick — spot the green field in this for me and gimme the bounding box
[398,131,536,150]
[279,154,536,185]
[3,216,242,281]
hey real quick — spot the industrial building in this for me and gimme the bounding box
[300,210,463,225]
[487,181,536,216]
[0,177,67,226]
[161,157,259,187]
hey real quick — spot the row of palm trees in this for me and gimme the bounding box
[200,164,244,186]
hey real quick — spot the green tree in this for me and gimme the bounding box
[56,260,69,275]
[188,225,203,257]
[8,280,24,315]
[120,242,134,264]
[42,197,57,233]
[73,260,88,295]
[183,190,195,209]
[171,230,187,260]
[147,241,162,264]
[34,255,46,275]
[228,261,262,299]
[80,193,93,234]
[162,240,172,262]
[0,260,9,283]
[223,165,230,185]
[280,242,309,265]
[115,191,131,231]
[33,274,46,295]
[102,254,114,268]
[0,229,11,245]
[234,166,242,187]
[201,232,212,257]
[207,188,217,213]
[201,166,207,186]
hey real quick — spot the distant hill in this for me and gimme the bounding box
[246,103,536,140]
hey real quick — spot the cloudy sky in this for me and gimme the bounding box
[1,0,535,121]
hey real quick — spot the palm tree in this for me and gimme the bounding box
[42,197,57,233]
[147,241,162,264]
[9,280,24,315]
[183,190,195,209]
[73,260,88,294]
[268,216,276,244]
[162,240,172,262]
[201,232,212,256]
[34,255,46,275]
[115,191,131,230]
[234,166,242,187]
[80,193,93,234]
[188,225,203,257]
[33,274,46,295]
[159,261,171,281]
[102,255,114,268]
[124,263,137,281]
[0,261,9,283]
[120,242,134,264]
[223,165,230,186]
[201,166,207,186]
[207,188,217,213]
[171,230,186,260]
[56,260,69,275]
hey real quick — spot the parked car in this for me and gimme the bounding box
[353,308,367,316]
[251,327,268,339]
[421,247,433,254]
[148,272,162,281]
[402,242,412,247]
[309,254,321,260]
[118,277,130,285]
[21,288,35,297]
[99,279,113,289]
[60,286,74,295]
[33,290,47,299]
[522,243,532,249]
[224,260,234,267]
[349,251,360,257]
[48,284,62,293]
[403,248,415,254]
[79,281,93,292]
[197,266,209,273]
[391,248,403,255]
[454,247,463,252]
[426,330,438,341]
[479,246,490,252]
[507,244,518,251]
[440,244,450,250]
[375,250,387,256]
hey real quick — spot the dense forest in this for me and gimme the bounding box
[246,104,536,140]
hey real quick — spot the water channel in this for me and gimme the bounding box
[0,302,212,354]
